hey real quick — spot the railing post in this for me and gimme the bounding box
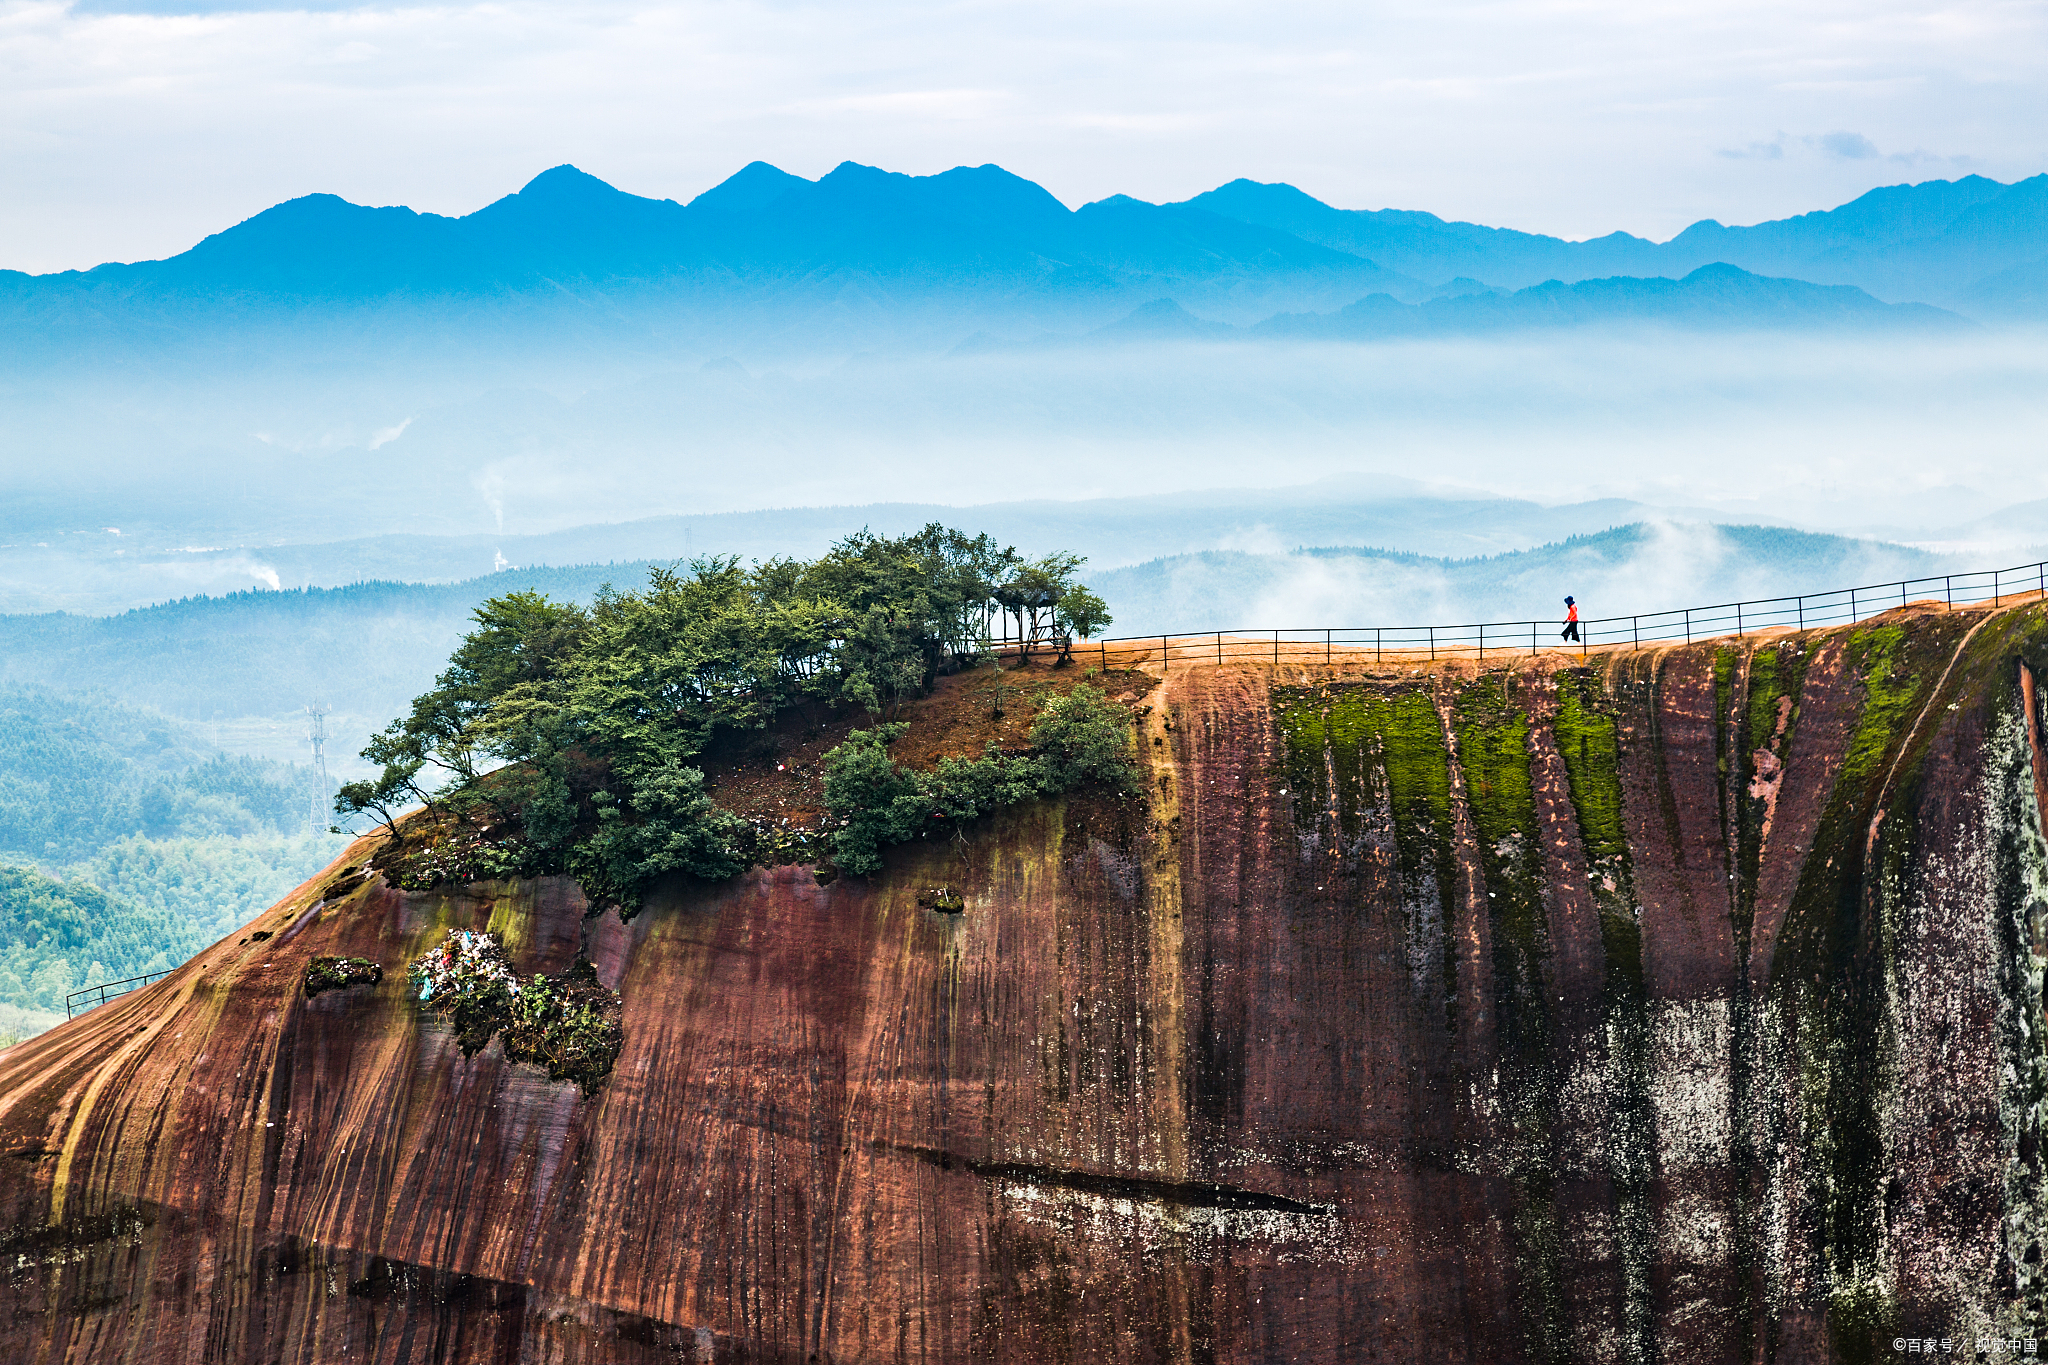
[1900,581,1907,608]
[1216,632,1223,666]
[1429,626,1435,661]
[1850,587,1856,622]
[1100,637,1106,670]
[1632,616,1639,649]
[1683,609,1690,643]
[1274,630,1279,666]
[1994,569,1999,606]
[1162,636,1168,672]
[1377,628,1382,663]
[1797,596,1804,632]
[1946,576,1952,608]
[1479,624,1485,661]
[1736,604,1743,638]
[1530,621,1536,656]
[1325,628,1331,665]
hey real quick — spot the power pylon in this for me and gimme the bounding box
[306,702,331,832]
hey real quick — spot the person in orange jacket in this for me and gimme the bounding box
[1561,596,1580,643]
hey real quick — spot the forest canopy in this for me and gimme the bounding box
[339,526,1124,912]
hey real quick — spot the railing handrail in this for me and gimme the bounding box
[64,968,174,1020]
[1008,556,2048,664]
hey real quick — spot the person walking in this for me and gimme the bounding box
[1561,596,1580,644]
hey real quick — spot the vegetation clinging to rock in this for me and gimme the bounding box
[304,956,382,995]
[406,929,623,1093]
[822,683,1137,875]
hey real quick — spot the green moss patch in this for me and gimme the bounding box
[1453,673,1568,1362]
[1840,625,1922,788]
[303,956,382,996]
[1553,671,1626,866]
[1455,675,1544,942]
[1273,683,1454,909]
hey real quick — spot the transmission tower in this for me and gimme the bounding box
[305,702,331,832]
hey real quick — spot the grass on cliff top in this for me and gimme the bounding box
[697,658,1153,828]
[371,656,1153,895]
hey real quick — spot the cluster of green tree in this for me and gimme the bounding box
[0,686,318,861]
[821,685,1137,874]
[340,526,1118,913]
[0,863,208,1016]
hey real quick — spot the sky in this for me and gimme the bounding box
[1,0,2043,274]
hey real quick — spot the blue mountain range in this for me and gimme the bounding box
[1,160,2038,365]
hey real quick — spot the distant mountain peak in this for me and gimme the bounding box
[514,164,620,199]
[687,161,810,214]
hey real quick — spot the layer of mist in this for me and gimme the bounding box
[0,520,2016,786]
[1092,522,1984,636]
[6,330,2046,616]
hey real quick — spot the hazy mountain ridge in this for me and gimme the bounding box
[0,484,1743,615]
[1187,172,2048,314]
[1,162,2038,368]
[0,162,1421,360]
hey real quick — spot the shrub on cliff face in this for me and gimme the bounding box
[406,929,623,1093]
[338,527,1112,914]
[1029,685,1141,791]
[822,684,1136,875]
[304,956,381,996]
[500,959,624,1092]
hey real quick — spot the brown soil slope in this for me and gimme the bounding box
[1,605,2045,1364]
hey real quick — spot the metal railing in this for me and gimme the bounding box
[1025,558,2048,670]
[65,970,174,1020]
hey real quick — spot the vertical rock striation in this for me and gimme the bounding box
[0,603,2043,1363]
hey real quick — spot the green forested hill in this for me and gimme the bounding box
[80,832,341,945]
[0,685,312,861]
[0,864,204,1019]
[0,686,348,1039]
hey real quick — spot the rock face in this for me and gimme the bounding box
[2,603,2044,1364]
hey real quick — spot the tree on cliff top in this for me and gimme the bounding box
[338,525,1112,913]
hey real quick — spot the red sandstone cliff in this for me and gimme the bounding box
[1,602,2043,1364]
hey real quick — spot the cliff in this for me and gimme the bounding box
[1,600,2044,1364]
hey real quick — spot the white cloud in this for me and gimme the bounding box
[0,0,2040,271]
